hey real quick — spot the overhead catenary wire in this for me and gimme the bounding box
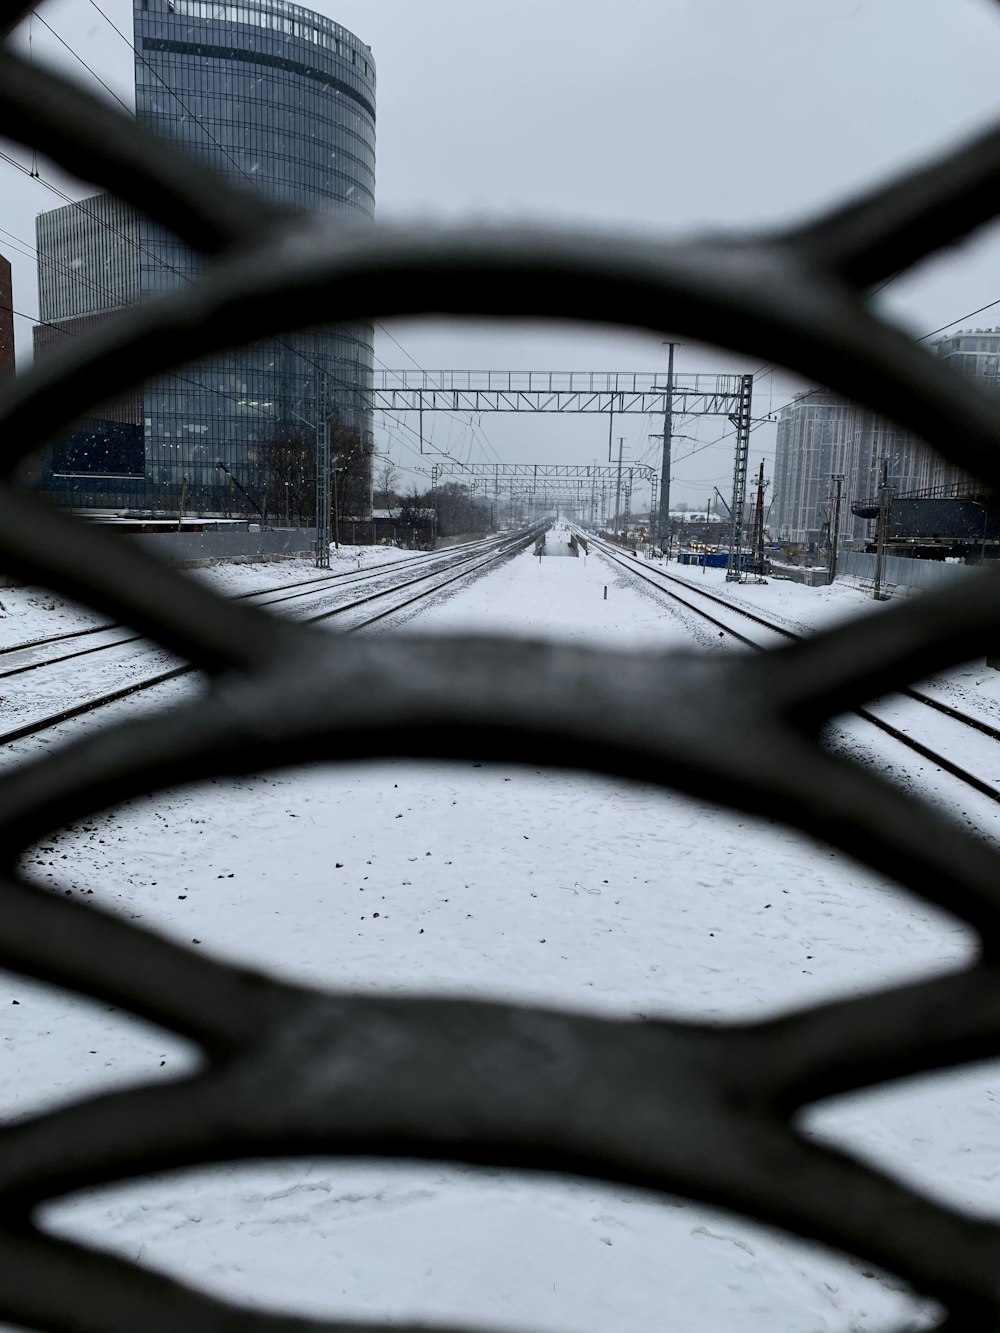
[2,208,318,443]
[671,293,1000,468]
[9,302,311,432]
[83,0,252,181]
[69,0,460,471]
[30,10,132,113]
[11,15,587,483]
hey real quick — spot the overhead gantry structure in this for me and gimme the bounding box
[367,370,754,574]
[429,463,658,534]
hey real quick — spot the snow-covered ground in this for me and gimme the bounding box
[0,544,425,650]
[4,532,998,1332]
[665,553,1000,721]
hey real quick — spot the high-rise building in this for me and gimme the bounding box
[32,197,145,481]
[932,327,1000,389]
[33,0,375,517]
[771,332,997,545]
[770,392,853,546]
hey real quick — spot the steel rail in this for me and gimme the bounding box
[0,527,539,750]
[595,538,1000,744]
[0,535,509,678]
[594,537,1000,804]
[9,11,1000,1325]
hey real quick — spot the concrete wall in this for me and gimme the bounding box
[839,550,969,593]
[130,527,317,567]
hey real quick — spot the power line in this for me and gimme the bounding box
[670,292,1000,468]
[84,0,258,180]
[14,10,372,437]
[31,10,132,112]
[10,301,304,426]
[18,11,505,474]
[77,0,445,454]
[0,148,179,278]
[918,299,1000,343]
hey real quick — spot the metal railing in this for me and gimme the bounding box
[4,4,1000,1328]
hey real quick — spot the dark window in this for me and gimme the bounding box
[142,36,376,120]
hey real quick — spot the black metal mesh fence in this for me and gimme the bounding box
[3,5,1000,1328]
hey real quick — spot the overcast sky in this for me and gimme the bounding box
[5,0,1000,501]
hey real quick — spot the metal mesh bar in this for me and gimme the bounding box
[2,18,1000,1332]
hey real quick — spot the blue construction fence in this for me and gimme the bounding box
[678,552,754,569]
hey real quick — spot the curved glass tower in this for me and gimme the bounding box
[33,0,375,519]
[135,0,376,518]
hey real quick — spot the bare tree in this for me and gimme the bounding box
[374,456,399,510]
[261,424,314,525]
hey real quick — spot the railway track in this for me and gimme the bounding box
[590,534,1000,805]
[0,526,540,749]
[0,532,505,677]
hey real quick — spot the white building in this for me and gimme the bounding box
[771,330,1000,544]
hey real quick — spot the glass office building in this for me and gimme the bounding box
[33,0,375,516]
[31,197,146,487]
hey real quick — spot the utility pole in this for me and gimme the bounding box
[315,370,332,568]
[872,461,891,600]
[828,474,843,585]
[332,465,341,551]
[725,374,754,582]
[657,342,677,554]
[750,460,768,577]
[612,436,624,538]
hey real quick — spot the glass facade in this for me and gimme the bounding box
[32,200,145,489]
[36,195,141,322]
[33,0,375,517]
[772,334,1000,545]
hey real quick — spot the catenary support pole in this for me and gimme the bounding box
[725,374,754,583]
[750,459,767,576]
[613,437,624,537]
[657,341,677,553]
[873,460,890,600]
[332,464,341,551]
[829,474,843,585]
[315,372,332,568]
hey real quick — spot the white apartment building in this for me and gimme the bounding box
[771,329,999,544]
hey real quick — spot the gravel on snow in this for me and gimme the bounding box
[4,540,994,1332]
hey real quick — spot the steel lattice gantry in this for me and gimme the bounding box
[371,372,754,553]
[429,463,656,481]
[429,463,658,533]
[371,369,746,416]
